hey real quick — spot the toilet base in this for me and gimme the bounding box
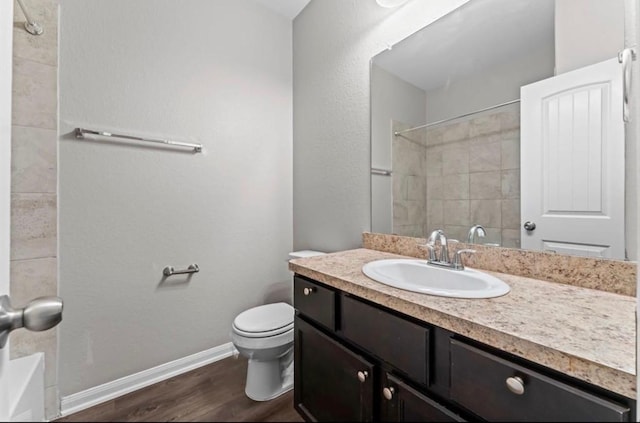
[245,350,293,402]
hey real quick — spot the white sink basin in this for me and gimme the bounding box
[362,259,510,299]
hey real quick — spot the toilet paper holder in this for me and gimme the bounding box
[163,264,200,277]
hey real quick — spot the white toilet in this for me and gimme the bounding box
[231,250,325,401]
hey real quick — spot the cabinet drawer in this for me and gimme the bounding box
[340,295,430,385]
[294,276,336,330]
[381,373,466,422]
[450,339,630,422]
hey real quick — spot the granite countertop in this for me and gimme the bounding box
[289,248,637,399]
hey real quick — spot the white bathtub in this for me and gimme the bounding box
[8,353,44,422]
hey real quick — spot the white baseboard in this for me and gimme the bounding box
[59,343,237,417]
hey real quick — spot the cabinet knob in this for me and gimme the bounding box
[357,371,368,383]
[383,387,395,400]
[506,376,525,395]
[303,287,315,296]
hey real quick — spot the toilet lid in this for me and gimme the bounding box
[233,302,294,335]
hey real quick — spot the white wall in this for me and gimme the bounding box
[293,0,469,252]
[556,0,625,74]
[371,65,426,234]
[425,45,554,123]
[59,0,292,396]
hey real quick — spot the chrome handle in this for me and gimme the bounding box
[303,287,315,296]
[523,221,536,231]
[619,48,637,123]
[453,249,476,270]
[357,371,368,383]
[383,387,395,400]
[0,295,63,348]
[163,264,199,277]
[506,376,525,395]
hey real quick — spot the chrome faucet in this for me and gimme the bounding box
[426,229,450,264]
[467,224,486,244]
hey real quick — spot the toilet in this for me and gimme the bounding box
[231,250,325,401]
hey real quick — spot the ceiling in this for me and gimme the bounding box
[373,0,555,92]
[252,0,311,20]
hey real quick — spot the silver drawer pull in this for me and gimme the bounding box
[383,387,395,400]
[506,376,525,395]
[303,287,315,296]
[357,371,368,383]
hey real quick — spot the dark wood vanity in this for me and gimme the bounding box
[293,274,636,422]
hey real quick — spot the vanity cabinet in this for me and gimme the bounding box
[293,275,634,422]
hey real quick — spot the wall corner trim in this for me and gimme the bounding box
[59,342,237,417]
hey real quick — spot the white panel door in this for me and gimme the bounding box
[521,58,625,259]
[0,0,14,420]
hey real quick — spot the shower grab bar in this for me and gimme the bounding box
[163,264,200,277]
[371,168,392,176]
[75,128,203,153]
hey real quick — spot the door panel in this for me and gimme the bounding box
[521,58,625,259]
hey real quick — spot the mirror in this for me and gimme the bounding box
[371,0,632,260]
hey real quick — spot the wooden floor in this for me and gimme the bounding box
[56,356,304,422]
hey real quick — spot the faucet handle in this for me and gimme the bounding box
[425,244,437,261]
[453,249,476,270]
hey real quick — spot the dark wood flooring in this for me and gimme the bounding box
[56,356,303,422]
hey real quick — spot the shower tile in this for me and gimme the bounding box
[470,171,501,199]
[10,193,57,260]
[443,174,469,200]
[502,229,522,249]
[442,144,469,175]
[443,200,470,226]
[502,169,521,199]
[407,176,426,202]
[11,126,57,193]
[499,108,521,131]
[427,175,444,200]
[502,138,520,170]
[427,200,444,228]
[442,121,470,143]
[12,57,57,130]
[393,174,407,201]
[469,140,501,172]
[470,113,501,137]
[502,199,521,229]
[470,200,501,228]
[10,257,57,304]
[426,147,443,176]
[443,225,468,242]
[13,0,59,67]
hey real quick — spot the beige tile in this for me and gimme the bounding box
[443,200,469,226]
[13,0,59,67]
[442,143,469,175]
[45,385,59,420]
[10,327,57,390]
[393,139,425,176]
[407,201,426,225]
[470,200,501,228]
[395,225,424,238]
[442,121,470,143]
[12,57,57,129]
[501,138,520,170]
[470,171,501,199]
[425,147,443,176]
[499,108,520,131]
[393,202,409,227]
[470,113,501,137]
[442,174,469,200]
[10,257,57,305]
[502,199,521,230]
[393,174,407,202]
[502,229,521,249]
[482,227,502,245]
[406,176,426,202]
[443,225,468,242]
[425,126,445,146]
[10,193,56,260]
[427,200,444,228]
[469,140,501,172]
[426,175,443,200]
[502,170,520,199]
[11,126,57,193]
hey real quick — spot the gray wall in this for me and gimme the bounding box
[292,0,469,252]
[59,0,293,396]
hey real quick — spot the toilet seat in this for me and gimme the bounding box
[232,302,294,338]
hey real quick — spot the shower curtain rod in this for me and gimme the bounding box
[394,99,520,137]
[16,0,43,36]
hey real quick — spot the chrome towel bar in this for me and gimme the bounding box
[163,264,200,277]
[75,128,203,153]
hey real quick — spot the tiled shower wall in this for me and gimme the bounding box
[10,0,59,419]
[392,105,521,248]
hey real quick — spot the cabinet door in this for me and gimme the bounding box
[381,373,466,422]
[294,316,374,422]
